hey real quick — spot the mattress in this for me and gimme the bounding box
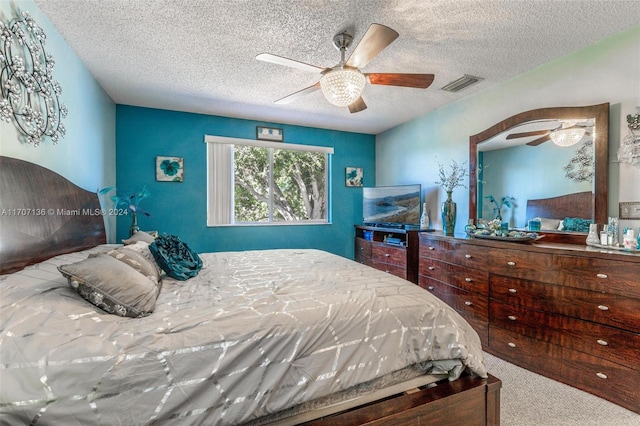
[0,247,486,425]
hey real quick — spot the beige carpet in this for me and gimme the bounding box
[482,352,640,426]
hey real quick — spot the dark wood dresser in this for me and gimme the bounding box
[418,232,640,414]
[355,225,420,283]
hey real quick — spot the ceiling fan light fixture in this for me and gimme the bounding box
[549,127,586,147]
[320,67,366,107]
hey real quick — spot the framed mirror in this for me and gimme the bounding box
[469,103,609,244]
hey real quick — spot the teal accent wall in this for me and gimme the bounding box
[116,106,375,258]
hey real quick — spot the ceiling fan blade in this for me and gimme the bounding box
[346,23,399,69]
[366,73,434,88]
[526,135,551,146]
[256,53,327,74]
[274,82,321,104]
[507,130,551,140]
[348,97,367,113]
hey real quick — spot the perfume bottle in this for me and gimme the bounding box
[586,223,600,247]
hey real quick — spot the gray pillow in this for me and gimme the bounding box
[107,246,162,285]
[122,230,156,245]
[58,254,160,318]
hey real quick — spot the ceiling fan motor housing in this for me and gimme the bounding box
[332,32,354,53]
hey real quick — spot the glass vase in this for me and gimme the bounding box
[586,223,600,247]
[441,191,456,236]
[420,203,430,229]
[129,212,139,237]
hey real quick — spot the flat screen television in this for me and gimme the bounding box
[363,184,421,228]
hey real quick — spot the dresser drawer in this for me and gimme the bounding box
[487,249,558,283]
[490,300,640,369]
[419,236,492,270]
[419,278,488,321]
[419,258,488,295]
[490,275,640,333]
[419,236,455,260]
[355,238,372,265]
[556,255,640,299]
[372,244,407,267]
[419,277,488,346]
[371,261,406,280]
[489,326,640,413]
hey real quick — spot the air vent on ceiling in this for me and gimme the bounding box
[441,74,483,92]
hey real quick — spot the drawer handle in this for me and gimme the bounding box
[428,246,435,250]
[596,372,608,380]
[428,286,434,291]
[465,277,472,282]
[464,301,473,306]
[508,288,517,294]
[465,254,472,259]
[596,273,608,279]
[428,266,435,270]
[507,261,516,266]
[507,342,516,348]
[597,305,609,311]
[385,253,390,257]
[508,315,517,321]
[596,339,608,346]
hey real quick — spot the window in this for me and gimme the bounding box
[206,135,333,226]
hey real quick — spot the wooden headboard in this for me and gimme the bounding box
[526,191,594,221]
[0,156,106,274]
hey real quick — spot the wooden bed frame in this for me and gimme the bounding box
[0,156,501,425]
[526,191,594,245]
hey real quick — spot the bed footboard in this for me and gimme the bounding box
[302,374,501,426]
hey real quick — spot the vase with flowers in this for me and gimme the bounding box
[436,160,468,236]
[100,186,152,236]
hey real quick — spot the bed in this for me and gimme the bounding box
[0,156,500,425]
[526,191,594,244]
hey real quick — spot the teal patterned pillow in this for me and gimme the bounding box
[562,217,593,233]
[149,234,202,281]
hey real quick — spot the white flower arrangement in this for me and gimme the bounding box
[436,160,468,193]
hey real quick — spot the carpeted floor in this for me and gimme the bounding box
[482,352,640,426]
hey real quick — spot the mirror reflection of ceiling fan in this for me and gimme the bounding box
[256,23,434,113]
[506,119,593,147]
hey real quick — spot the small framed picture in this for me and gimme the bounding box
[156,156,184,182]
[345,167,363,187]
[620,201,640,219]
[256,126,283,141]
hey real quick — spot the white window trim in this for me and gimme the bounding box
[205,135,333,227]
[204,135,334,154]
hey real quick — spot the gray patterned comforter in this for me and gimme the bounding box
[0,247,486,425]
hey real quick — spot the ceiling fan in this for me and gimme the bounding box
[256,23,434,113]
[506,120,592,147]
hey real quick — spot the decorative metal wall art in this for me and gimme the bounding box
[564,139,594,183]
[617,113,640,168]
[0,11,67,146]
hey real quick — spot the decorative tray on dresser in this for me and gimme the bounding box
[418,232,640,414]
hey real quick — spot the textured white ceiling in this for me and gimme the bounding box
[32,0,640,134]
